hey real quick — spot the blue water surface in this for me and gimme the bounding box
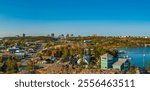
[118,47,150,69]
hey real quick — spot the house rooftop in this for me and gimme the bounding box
[101,53,113,58]
[84,54,91,56]
[113,58,127,66]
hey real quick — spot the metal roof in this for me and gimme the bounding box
[113,58,127,66]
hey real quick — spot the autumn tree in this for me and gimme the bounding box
[62,47,70,59]
[128,64,136,74]
[147,61,150,72]
[78,48,84,58]
[26,60,35,71]
[5,59,18,73]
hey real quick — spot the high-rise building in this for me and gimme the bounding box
[23,33,25,38]
[70,34,74,37]
[51,33,55,38]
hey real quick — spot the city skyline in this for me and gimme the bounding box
[0,0,150,37]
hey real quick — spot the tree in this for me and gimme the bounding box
[66,34,69,38]
[62,48,70,59]
[97,60,101,69]
[26,60,35,71]
[88,61,95,69]
[97,47,107,55]
[5,59,18,73]
[93,46,100,59]
[0,56,3,63]
[36,53,42,57]
[108,49,118,57]
[147,61,150,72]
[78,48,84,58]
[128,64,136,74]
[17,62,22,68]
[45,51,50,56]
[51,33,55,38]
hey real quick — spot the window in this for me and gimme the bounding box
[102,57,107,60]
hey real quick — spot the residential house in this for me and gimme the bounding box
[83,54,91,64]
[101,53,114,69]
[0,44,6,49]
[7,48,19,53]
[14,50,26,59]
[51,56,57,62]
[113,58,130,72]
[77,54,91,64]
[84,40,92,43]
[28,48,36,53]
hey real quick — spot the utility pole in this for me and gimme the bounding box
[143,48,145,68]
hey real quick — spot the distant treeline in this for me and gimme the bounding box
[3,36,53,41]
[2,36,150,47]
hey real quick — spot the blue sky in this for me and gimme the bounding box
[0,0,150,37]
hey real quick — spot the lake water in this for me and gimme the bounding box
[118,47,150,69]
